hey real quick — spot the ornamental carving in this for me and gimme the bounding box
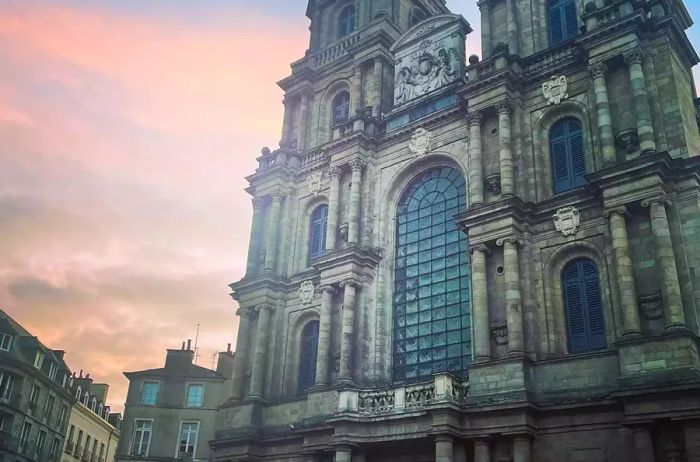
[299,280,316,305]
[616,129,640,153]
[409,128,433,158]
[308,171,323,196]
[492,322,509,345]
[542,75,568,105]
[638,291,663,321]
[484,173,502,194]
[553,206,581,236]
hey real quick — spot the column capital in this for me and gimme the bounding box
[623,46,645,66]
[254,303,275,314]
[328,165,341,179]
[467,112,483,126]
[477,0,491,11]
[339,278,359,289]
[589,61,608,79]
[434,434,454,443]
[496,100,514,116]
[496,235,521,247]
[349,158,366,172]
[251,196,265,209]
[603,205,629,219]
[319,284,336,294]
[470,243,492,255]
[641,195,669,208]
[270,191,284,203]
[236,306,255,317]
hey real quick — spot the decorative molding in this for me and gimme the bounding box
[616,129,640,153]
[327,166,341,180]
[496,236,520,247]
[623,47,645,66]
[350,158,366,172]
[641,196,669,208]
[542,75,569,105]
[467,112,483,126]
[553,206,581,236]
[299,280,316,305]
[484,173,502,194]
[308,171,323,196]
[491,322,509,345]
[588,62,607,79]
[409,127,434,159]
[470,243,492,255]
[496,100,514,116]
[638,291,663,321]
[603,206,629,219]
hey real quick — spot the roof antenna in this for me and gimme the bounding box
[211,352,217,370]
[193,323,201,365]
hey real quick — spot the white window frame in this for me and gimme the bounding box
[34,351,45,369]
[0,333,12,351]
[50,437,61,457]
[0,372,13,403]
[19,421,32,450]
[48,362,57,380]
[30,384,41,405]
[185,383,205,408]
[131,418,154,457]
[139,381,160,406]
[58,403,68,427]
[175,421,200,459]
[36,429,47,455]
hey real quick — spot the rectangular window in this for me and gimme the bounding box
[0,333,12,351]
[58,403,68,427]
[43,394,55,422]
[48,362,57,380]
[0,372,13,403]
[67,425,75,452]
[92,438,98,460]
[177,422,199,458]
[84,435,91,459]
[19,422,32,453]
[29,384,41,407]
[131,419,153,457]
[34,351,45,369]
[139,382,159,406]
[76,429,83,456]
[185,384,204,408]
[50,437,61,457]
[36,430,47,456]
[99,443,105,461]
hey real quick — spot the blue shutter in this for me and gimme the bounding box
[549,0,577,44]
[308,205,328,261]
[551,118,586,194]
[563,264,587,352]
[581,260,606,349]
[564,0,578,40]
[563,260,606,353]
[298,321,319,393]
[551,137,571,193]
[549,3,564,45]
[569,120,586,187]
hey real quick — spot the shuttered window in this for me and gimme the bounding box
[562,259,606,353]
[308,205,328,261]
[298,321,320,393]
[551,118,586,194]
[549,0,578,45]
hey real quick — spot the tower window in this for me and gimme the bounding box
[551,117,586,194]
[308,204,329,261]
[562,259,606,353]
[298,320,320,393]
[409,7,427,27]
[549,0,578,45]
[338,5,357,38]
[332,91,351,125]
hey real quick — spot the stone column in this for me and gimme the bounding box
[471,245,491,361]
[435,435,454,462]
[632,427,655,462]
[624,47,656,154]
[506,0,519,55]
[478,1,492,59]
[352,66,362,115]
[352,453,367,462]
[335,446,352,462]
[497,101,514,196]
[338,280,357,384]
[498,237,524,355]
[348,159,365,245]
[474,439,491,462]
[513,436,531,462]
[230,307,253,400]
[684,422,700,461]
[248,304,273,399]
[264,192,283,271]
[605,207,641,335]
[326,167,341,251]
[298,93,311,151]
[315,285,334,386]
[281,98,293,145]
[372,57,383,118]
[643,198,686,328]
[468,113,484,207]
[589,62,617,165]
[245,197,264,274]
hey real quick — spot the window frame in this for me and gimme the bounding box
[176,421,200,459]
[43,394,55,422]
[331,91,351,125]
[185,383,205,408]
[131,419,154,457]
[139,381,160,406]
[562,258,607,353]
[34,351,45,370]
[19,421,32,452]
[337,4,357,38]
[36,429,47,456]
[550,117,586,194]
[307,204,329,262]
[548,0,578,45]
[298,320,320,393]
[0,372,14,403]
[0,333,12,352]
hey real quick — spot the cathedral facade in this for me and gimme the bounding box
[212,0,700,460]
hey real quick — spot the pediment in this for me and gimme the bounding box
[390,14,471,53]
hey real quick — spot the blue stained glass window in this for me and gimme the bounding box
[393,167,472,382]
[298,321,319,393]
[308,204,328,261]
[338,5,356,38]
[551,117,586,194]
[562,259,606,353]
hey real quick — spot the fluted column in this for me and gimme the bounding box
[632,427,655,462]
[606,207,641,335]
[264,192,283,271]
[643,198,685,328]
[352,66,362,115]
[498,237,524,355]
[471,244,491,361]
[298,93,311,151]
[326,167,341,251]
[468,113,484,207]
[372,57,383,118]
[246,197,265,274]
[624,47,656,154]
[474,439,491,462]
[513,436,531,462]
[506,0,519,55]
[497,101,514,196]
[435,435,454,462]
[230,307,253,400]
[281,98,293,146]
[478,1,492,59]
[348,159,365,245]
[589,62,616,165]
[338,280,357,383]
[248,304,273,399]
[315,285,334,386]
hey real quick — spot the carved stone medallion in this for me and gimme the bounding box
[308,171,323,196]
[299,280,315,305]
[553,206,581,236]
[409,128,433,159]
[542,75,569,105]
[491,323,509,345]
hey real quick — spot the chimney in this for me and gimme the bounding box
[165,348,194,373]
[79,370,83,378]
[186,339,192,351]
[227,343,232,353]
[182,341,186,350]
[216,351,235,378]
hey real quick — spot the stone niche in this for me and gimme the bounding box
[390,14,471,107]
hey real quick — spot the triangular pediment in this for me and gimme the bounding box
[391,14,471,53]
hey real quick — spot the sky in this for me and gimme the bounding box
[1,0,699,412]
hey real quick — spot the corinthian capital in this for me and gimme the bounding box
[328,166,341,180]
[477,0,490,11]
[350,158,366,172]
[467,112,483,127]
[496,100,514,116]
[623,47,645,66]
[588,61,608,79]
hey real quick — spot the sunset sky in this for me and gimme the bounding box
[1,0,699,412]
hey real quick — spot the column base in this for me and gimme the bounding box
[474,355,492,363]
[665,323,689,332]
[336,378,357,389]
[621,330,644,338]
[506,350,526,358]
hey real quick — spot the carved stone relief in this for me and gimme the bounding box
[553,206,581,236]
[638,291,663,321]
[542,75,569,105]
[491,322,509,345]
[308,171,323,196]
[409,127,433,158]
[299,280,315,305]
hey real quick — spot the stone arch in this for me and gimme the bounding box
[315,79,353,145]
[531,99,596,200]
[283,308,320,396]
[294,193,329,273]
[543,240,617,355]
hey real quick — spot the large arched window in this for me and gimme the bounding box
[308,204,328,261]
[551,117,586,194]
[549,0,578,45]
[393,167,471,382]
[562,259,606,353]
[338,5,357,38]
[332,91,351,125]
[298,321,319,393]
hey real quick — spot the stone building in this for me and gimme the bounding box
[213,0,700,461]
[116,343,234,462]
[0,309,74,462]
[62,372,120,462]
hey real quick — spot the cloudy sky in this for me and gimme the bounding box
[1,0,699,411]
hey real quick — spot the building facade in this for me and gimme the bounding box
[0,309,75,462]
[213,0,700,461]
[116,344,234,462]
[62,373,120,462]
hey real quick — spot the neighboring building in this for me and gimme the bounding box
[62,372,120,462]
[0,309,75,462]
[116,342,234,462]
[213,0,700,461]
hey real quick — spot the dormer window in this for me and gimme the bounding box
[48,362,57,380]
[83,392,89,406]
[76,386,82,400]
[0,333,12,352]
[34,351,45,370]
[91,397,97,412]
[338,4,356,38]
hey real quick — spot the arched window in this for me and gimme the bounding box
[332,91,351,125]
[562,259,606,353]
[551,117,586,194]
[409,7,427,27]
[338,5,357,38]
[393,167,471,382]
[549,0,578,45]
[75,387,81,400]
[298,321,320,393]
[308,204,329,261]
